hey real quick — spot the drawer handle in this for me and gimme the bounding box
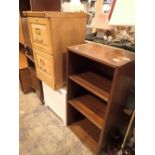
[40,66,46,72]
[42,68,46,72]
[36,38,43,43]
[40,59,44,65]
[36,28,41,35]
[40,64,46,72]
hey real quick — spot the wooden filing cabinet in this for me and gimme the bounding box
[24,11,87,89]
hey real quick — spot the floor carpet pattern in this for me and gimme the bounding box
[19,90,99,155]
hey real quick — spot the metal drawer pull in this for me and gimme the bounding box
[40,65,46,72]
[36,39,43,43]
[42,68,46,72]
[36,28,41,35]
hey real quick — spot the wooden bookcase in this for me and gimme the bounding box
[67,43,135,154]
[19,0,61,16]
[19,44,44,103]
[19,47,31,93]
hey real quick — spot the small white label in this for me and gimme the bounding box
[123,57,131,61]
[112,58,120,62]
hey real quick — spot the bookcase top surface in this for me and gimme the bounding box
[68,43,135,68]
[23,11,87,18]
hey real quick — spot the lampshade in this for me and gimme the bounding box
[70,0,81,4]
[109,0,134,26]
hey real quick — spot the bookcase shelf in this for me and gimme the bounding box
[68,118,100,153]
[69,72,111,102]
[67,43,135,154]
[69,94,107,129]
[26,53,35,63]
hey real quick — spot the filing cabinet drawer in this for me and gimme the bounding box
[28,17,53,54]
[33,48,55,88]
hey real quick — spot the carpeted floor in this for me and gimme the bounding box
[19,90,96,155]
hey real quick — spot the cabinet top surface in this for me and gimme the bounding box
[23,11,87,18]
[68,43,135,68]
